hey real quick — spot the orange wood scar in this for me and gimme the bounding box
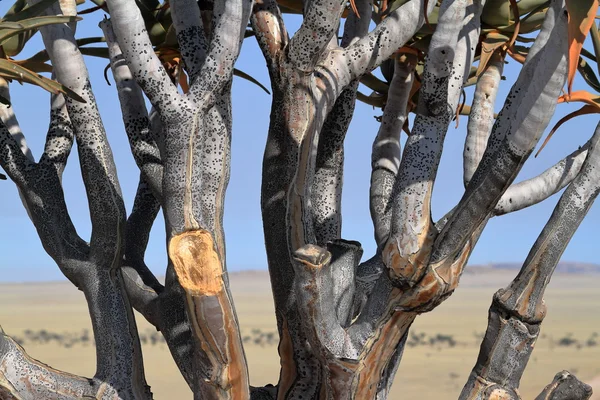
[169,230,223,296]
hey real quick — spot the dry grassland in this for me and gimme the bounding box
[0,269,598,399]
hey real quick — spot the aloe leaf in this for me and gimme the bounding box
[360,72,389,94]
[2,0,60,22]
[79,47,110,59]
[0,59,85,103]
[233,68,270,94]
[0,15,80,46]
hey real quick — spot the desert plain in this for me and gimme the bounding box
[0,268,598,399]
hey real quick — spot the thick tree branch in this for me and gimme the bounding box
[494,143,589,215]
[0,107,87,281]
[370,55,415,248]
[40,10,125,261]
[0,79,34,162]
[287,0,345,72]
[459,120,600,399]
[0,118,33,187]
[535,371,593,400]
[463,50,504,187]
[101,19,163,199]
[310,0,371,246]
[292,244,361,359]
[383,0,476,288]
[0,330,98,399]
[39,93,75,176]
[340,0,372,47]
[35,2,150,397]
[122,176,163,327]
[169,229,250,399]
[292,243,415,399]
[334,0,435,87]
[431,0,568,265]
[311,87,355,244]
[105,0,180,112]
[187,0,253,102]
[170,0,208,80]
[251,0,289,72]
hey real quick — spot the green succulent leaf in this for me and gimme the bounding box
[0,15,81,47]
[233,68,270,95]
[577,56,600,93]
[25,37,106,64]
[360,73,389,95]
[2,0,60,22]
[136,0,167,45]
[78,47,110,59]
[590,22,600,78]
[0,58,86,103]
[357,90,385,108]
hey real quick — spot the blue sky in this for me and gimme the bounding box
[0,5,598,282]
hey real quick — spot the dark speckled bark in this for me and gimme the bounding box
[460,120,600,400]
[535,371,593,400]
[432,0,569,266]
[1,0,596,399]
[107,0,253,398]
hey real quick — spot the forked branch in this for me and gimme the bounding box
[432,0,569,266]
[460,120,600,399]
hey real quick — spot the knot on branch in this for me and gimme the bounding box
[382,228,436,289]
[168,229,223,296]
[494,287,547,325]
[392,228,478,313]
[463,375,520,400]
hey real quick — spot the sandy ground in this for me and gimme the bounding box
[0,269,598,399]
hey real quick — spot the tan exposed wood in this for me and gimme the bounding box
[169,230,223,296]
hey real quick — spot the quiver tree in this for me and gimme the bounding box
[0,0,598,399]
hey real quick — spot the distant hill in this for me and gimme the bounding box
[469,261,600,274]
[226,261,600,280]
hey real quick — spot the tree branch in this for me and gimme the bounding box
[101,18,163,199]
[310,0,372,246]
[383,0,476,288]
[0,117,33,187]
[0,330,97,399]
[335,0,435,87]
[463,51,504,187]
[251,0,289,72]
[39,93,75,176]
[311,86,355,245]
[105,0,180,112]
[292,244,361,360]
[535,371,593,400]
[370,55,416,248]
[287,0,345,72]
[459,120,600,400]
[40,11,125,261]
[494,143,589,215]
[431,0,568,266]
[0,79,34,162]
[170,0,208,80]
[168,229,250,399]
[340,0,372,47]
[122,176,163,327]
[187,0,253,102]
[36,2,150,397]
